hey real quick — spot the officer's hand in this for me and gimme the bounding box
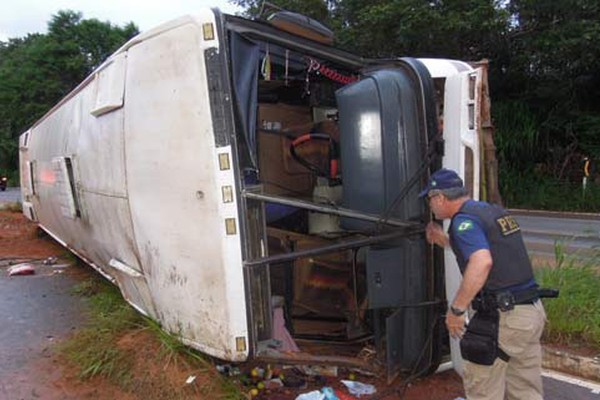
[445,313,466,339]
[426,222,449,247]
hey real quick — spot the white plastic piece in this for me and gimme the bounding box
[340,380,377,396]
[295,390,324,400]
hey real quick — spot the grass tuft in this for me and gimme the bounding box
[0,202,23,213]
[535,242,600,349]
[141,316,210,369]
[61,279,142,383]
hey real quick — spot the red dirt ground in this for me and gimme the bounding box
[0,210,467,400]
[0,209,65,259]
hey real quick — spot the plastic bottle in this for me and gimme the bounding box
[334,389,356,400]
[322,387,339,400]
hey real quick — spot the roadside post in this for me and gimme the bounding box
[583,156,590,195]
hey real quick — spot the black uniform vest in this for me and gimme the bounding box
[449,200,534,292]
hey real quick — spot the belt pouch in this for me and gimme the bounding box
[459,309,500,365]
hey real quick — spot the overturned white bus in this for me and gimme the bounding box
[19,8,500,381]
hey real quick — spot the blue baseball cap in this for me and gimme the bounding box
[418,168,464,197]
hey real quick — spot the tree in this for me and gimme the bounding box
[231,0,510,61]
[0,11,138,175]
[48,11,138,72]
[231,0,333,22]
[499,0,600,175]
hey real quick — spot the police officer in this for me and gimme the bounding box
[419,168,546,400]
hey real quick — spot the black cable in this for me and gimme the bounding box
[395,314,442,399]
[371,310,443,400]
[289,133,331,177]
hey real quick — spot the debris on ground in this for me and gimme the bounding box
[298,365,339,377]
[263,378,284,389]
[295,386,360,400]
[340,380,376,397]
[7,263,35,276]
[218,361,381,399]
[295,390,324,400]
[216,364,241,376]
[322,387,338,399]
[42,256,58,265]
[281,372,307,388]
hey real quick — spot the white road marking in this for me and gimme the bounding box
[542,369,600,394]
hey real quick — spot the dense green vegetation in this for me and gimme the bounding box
[0,11,138,181]
[536,243,600,349]
[2,2,600,210]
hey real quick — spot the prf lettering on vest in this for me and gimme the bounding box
[496,215,520,236]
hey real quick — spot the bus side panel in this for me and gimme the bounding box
[19,50,153,310]
[75,63,145,276]
[124,19,249,361]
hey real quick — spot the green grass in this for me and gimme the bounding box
[137,318,244,399]
[500,168,600,212]
[62,275,245,399]
[141,318,245,400]
[535,242,600,349]
[62,278,142,383]
[141,316,210,368]
[0,201,22,212]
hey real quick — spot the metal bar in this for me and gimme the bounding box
[243,191,418,228]
[244,227,423,267]
[109,258,144,278]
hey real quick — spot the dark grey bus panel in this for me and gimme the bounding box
[336,62,440,379]
[337,67,429,230]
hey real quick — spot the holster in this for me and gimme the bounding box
[460,309,508,365]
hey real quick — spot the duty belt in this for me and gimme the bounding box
[473,287,559,312]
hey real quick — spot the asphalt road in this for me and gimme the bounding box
[0,187,21,204]
[512,210,600,261]
[0,265,84,372]
[543,371,600,399]
[0,263,88,399]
